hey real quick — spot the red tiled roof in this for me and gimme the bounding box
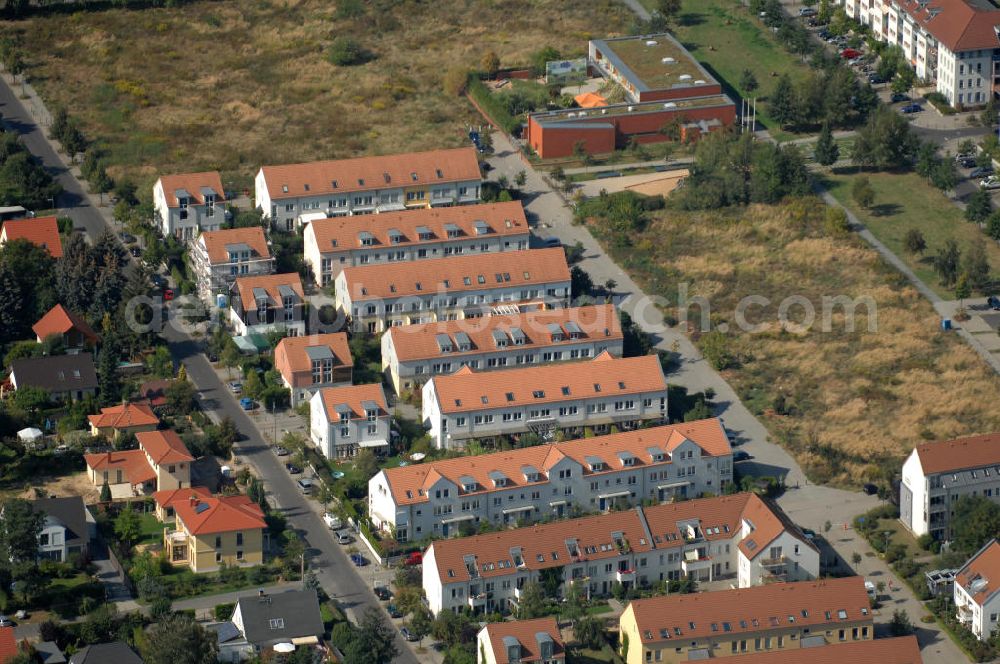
[318,383,388,420]
[428,352,665,413]
[88,403,159,430]
[0,626,15,664]
[483,618,565,663]
[174,494,266,535]
[339,248,570,301]
[153,486,212,511]
[381,418,730,506]
[385,304,622,363]
[625,577,871,643]
[896,0,1000,51]
[726,637,922,664]
[274,333,353,385]
[199,226,271,264]
[260,147,481,199]
[84,450,157,485]
[914,433,1000,474]
[137,429,194,465]
[138,378,173,407]
[233,273,304,312]
[32,304,99,344]
[0,216,62,258]
[956,540,1000,606]
[307,201,528,253]
[158,171,226,208]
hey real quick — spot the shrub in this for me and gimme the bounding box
[214,602,236,621]
[327,37,367,66]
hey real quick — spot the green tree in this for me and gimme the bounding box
[140,613,219,664]
[530,46,560,76]
[656,0,681,21]
[514,170,527,187]
[516,581,547,619]
[930,159,957,191]
[951,495,1000,555]
[327,37,366,66]
[891,66,915,96]
[146,346,174,378]
[220,342,241,378]
[989,212,1000,241]
[851,106,918,171]
[954,273,971,304]
[739,69,758,94]
[561,580,586,624]
[99,482,112,502]
[480,51,500,78]
[961,242,991,292]
[409,605,433,646]
[243,369,263,400]
[966,187,993,224]
[768,74,796,127]
[933,239,961,287]
[915,142,938,179]
[813,122,839,166]
[889,609,913,636]
[0,498,43,567]
[904,228,926,254]
[574,615,605,650]
[354,448,379,480]
[343,608,400,664]
[851,176,875,209]
[114,505,141,551]
[165,379,196,416]
[91,167,113,205]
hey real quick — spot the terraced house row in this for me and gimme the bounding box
[421,493,819,615]
[369,418,733,541]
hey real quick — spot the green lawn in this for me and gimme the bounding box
[568,645,620,664]
[825,171,1000,298]
[137,511,167,545]
[641,0,813,140]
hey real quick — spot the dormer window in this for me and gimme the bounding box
[532,390,545,398]
[436,169,443,178]
[383,172,391,183]
[304,183,310,191]
[411,172,419,181]
[331,180,339,188]
[281,185,288,193]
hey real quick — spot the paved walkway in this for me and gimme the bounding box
[562,158,692,176]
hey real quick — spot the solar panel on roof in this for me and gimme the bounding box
[194,502,210,514]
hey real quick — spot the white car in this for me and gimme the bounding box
[323,512,342,530]
[981,177,1000,190]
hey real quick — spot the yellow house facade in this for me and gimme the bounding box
[619,578,874,664]
[165,494,267,573]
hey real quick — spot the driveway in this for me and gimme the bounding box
[160,317,421,664]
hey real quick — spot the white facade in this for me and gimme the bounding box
[153,177,224,240]
[954,541,1000,640]
[190,234,275,303]
[228,306,306,338]
[309,389,391,459]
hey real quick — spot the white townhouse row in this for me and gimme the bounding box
[303,201,530,287]
[189,226,275,303]
[255,147,483,230]
[837,0,1000,108]
[368,418,733,542]
[309,383,391,459]
[899,433,1000,540]
[421,493,820,615]
[334,248,572,334]
[380,303,624,394]
[955,539,1000,641]
[421,352,668,449]
[153,171,226,240]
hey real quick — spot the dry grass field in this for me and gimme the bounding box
[586,197,1000,485]
[5,0,630,189]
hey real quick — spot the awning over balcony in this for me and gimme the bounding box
[502,505,535,515]
[598,490,630,499]
[657,481,690,490]
[441,514,476,524]
[549,500,567,507]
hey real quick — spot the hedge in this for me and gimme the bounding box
[466,76,521,135]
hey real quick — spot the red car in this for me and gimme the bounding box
[404,551,422,566]
[840,48,861,59]
[163,289,174,301]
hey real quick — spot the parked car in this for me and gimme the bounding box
[801,528,817,540]
[541,236,561,248]
[981,177,1000,190]
[323,512,342,530]
[957,156,977,168]
[150,273,165,288]
[404,551,423,567]
[296,478,314,493]
[862,483,878,495]
[119,232,136,244]
[400,626,417,642]
[890,93,909,103]
[867,74,886,84]
[817,29,830,39]
[129,246,142,258]
[971,166,995,178]
[387,604,403,619]
[0,616,14,627]
[374,586,391,601]
[227,381,243,394]
[285,463,302,474]
[336,531,354,545]
[988,295,1000,311]
[733,450,752,462]
[840,48,862,59]
[350,553,368,567]
[900,103,922,114]
[239,397,254,410]
[798,6,816,15]
[163,289,174,301]
[273,445,290,456]
[865,580,877,599]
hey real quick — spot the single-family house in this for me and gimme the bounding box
[28,496,95,562]
[84,428,193,498]
[88,403,159,438]
[32,304,99,352]
[274,333,353,407]
[153,171,226,240]
[68,642,143,664]
[153,486,212,522]
[165,493,267,573]
[213,588,324,661]
[8,353,98,402]
[0,216,62,258]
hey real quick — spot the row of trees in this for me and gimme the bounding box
[770,67,878,131]
[0,129,60,210]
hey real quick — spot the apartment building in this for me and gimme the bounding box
[153,171,226,239]
[955,539,1000,640]
[369,418,733,541]
[164,492,267,573]
[229,273,306,337]
[190,227,274,303]
[422,493,818,615]
[838,0,1000,108]
[717,638,923,664]
[335,248,571,334]
[476,618,564,664]
[381,304,624,394]
[309,383,391,459]
[618,577,873,664]
[254,147,483,230]
[900,433,1000,540]
[422,352,668,448]
[274,333,353,407]
[303,201,529,287]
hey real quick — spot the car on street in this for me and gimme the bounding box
[387,603,403,619]
[900,103,922,114]
[862,483,878,495]
[980,177,1000,190]
[867,74,886,84]
[336,531,354,545]
[400,626,417,642]
[865,580,877,599]
[285,463,302,474]
[227,381,243,394]
[239,397,254,410]
[273,445,290,456]
[0,615,14,627]
[733,450,752,462]
[988,295,1000,311]
[374,586,391,601]
[971,166,994,178]
[296,478,314,493]
[323,512,342,529]
[798,6,816,15]
[351,553,368,567]
[890,93,909,103]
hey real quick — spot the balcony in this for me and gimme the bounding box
[681,556,712,574]
[514,586,525,599]
[468,593,487,608]
[616,569,636,583]
[760,556,788,568]
[957,604,973,625]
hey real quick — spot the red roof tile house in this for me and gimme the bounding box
[310,383,390,459]
[229,273,306,338]
[88,403,159,439]
[954,539,1000,640]
[85,429,193,498]
[153,171,226,240]
[165,492,266,573]
[0,216,63,257]
[476,618,564,664]
[274,333,353,407]
[0,626,16,664]
[33,304,99,352]
[190,226,274,303]
[153,485,211,522]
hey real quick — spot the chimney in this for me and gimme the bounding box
[190,495,198,507]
